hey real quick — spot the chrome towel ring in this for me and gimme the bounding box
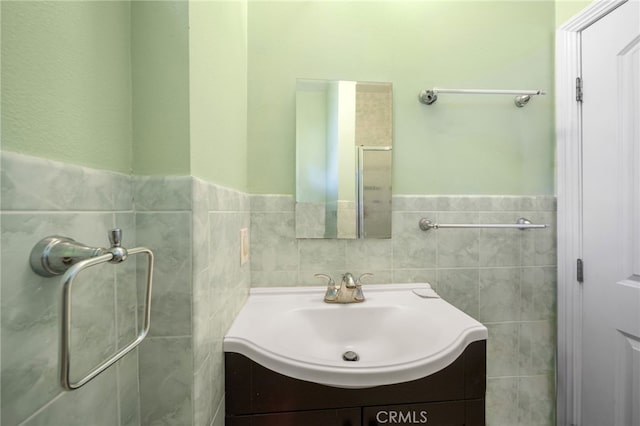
[30,229,154,390]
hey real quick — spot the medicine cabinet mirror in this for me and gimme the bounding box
[295,79,393,239]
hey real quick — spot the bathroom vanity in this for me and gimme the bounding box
[224,285,487,426]
[225,340,485,425]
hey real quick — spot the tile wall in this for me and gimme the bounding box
[1,151,139,426]
[0,152,250,426]
[250,194,557,426]
[191,178,250,426]
[101,175,250,426]
[134,176,194,426]
[0,150,555,426]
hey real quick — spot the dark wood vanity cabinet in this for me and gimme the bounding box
[225,341,486,426]
[222,408,361,426]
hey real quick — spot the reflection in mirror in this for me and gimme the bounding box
[295,79,392,239]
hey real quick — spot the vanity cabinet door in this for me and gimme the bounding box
[226,407,361,426]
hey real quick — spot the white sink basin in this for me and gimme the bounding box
[224,284,487,389]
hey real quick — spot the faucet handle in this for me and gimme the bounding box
[314,273,335,286]
[357,273,374,284]
[316,274,338,302]
[353,273,370,302]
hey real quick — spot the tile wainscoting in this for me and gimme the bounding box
[0,150,555,426]
[133,175,249,426]
[250,194,557,426]
[0,151,249,426]
[1,151,139,426]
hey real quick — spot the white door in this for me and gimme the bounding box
[581,1,640,425]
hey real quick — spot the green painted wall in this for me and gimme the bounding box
[1,1,132,173]
[556,0,592,26]
[1,2,3,146]
[2,0,248,188]
[2,0,581,193]
[247,1,557,195]
[189,0,248,191]
[132,1,191,176]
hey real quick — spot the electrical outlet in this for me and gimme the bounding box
[240,228,249,265]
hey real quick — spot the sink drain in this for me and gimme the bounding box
[342,351,359,362]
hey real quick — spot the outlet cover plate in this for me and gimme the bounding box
[240,228,249,265]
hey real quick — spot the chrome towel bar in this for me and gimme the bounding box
[419,217,548,231]
[30,229,154,390]
[418,88,546,107]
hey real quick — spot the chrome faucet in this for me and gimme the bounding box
[315,272,372,303]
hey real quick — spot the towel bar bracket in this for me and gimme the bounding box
[30,236,104,278]
[30,228,130,278]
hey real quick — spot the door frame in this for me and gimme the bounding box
[555,1,629,425]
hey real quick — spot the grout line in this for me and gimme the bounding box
[133,348,141,424]
[115,360,122,426]
[134,210,193,214]
[210,396,225,426]
[1,210,134,214]
[483,319,552,326]
[487,374,552,379]
[145,334,193,340]
[194,353,212,376]
[17,392,65,426]
[113,211,123,425]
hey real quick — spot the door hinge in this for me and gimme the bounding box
[576,77,583,103]
[577,258,584,283]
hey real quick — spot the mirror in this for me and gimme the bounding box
[295,79,393,239]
